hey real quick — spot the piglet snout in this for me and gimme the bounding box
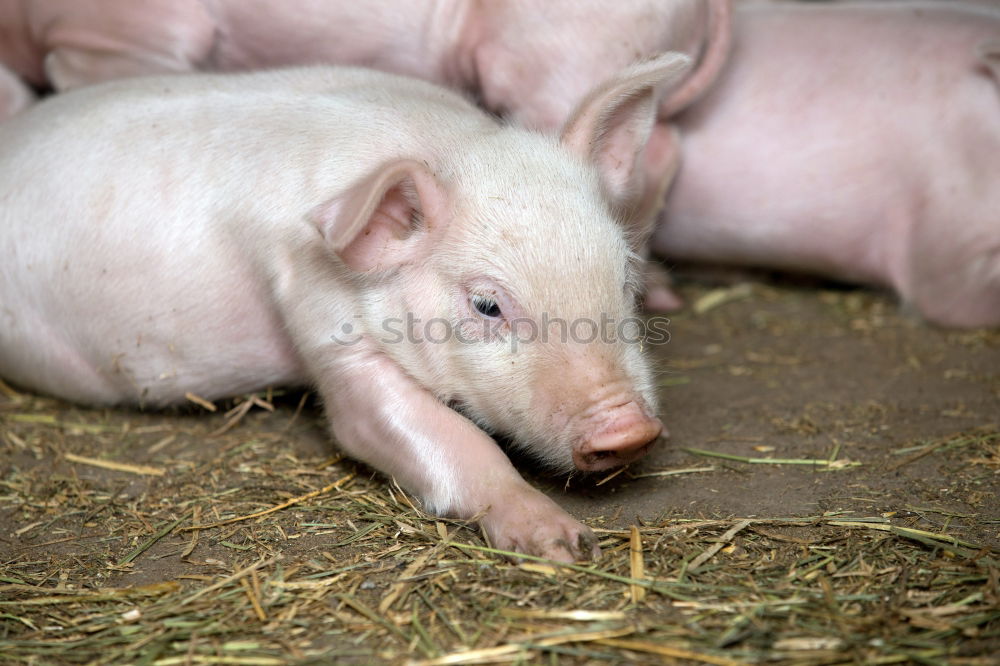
[573,404,664,472]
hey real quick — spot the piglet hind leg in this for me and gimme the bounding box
[636,124,684,313]
[315,349,599,563]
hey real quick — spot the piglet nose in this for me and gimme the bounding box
[573,407,664,472]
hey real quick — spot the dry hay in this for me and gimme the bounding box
[1,278,998,665]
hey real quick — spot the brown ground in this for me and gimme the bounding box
[559,269,999,545]
[1,272,997,664]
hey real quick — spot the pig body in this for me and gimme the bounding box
[0,0,729,128]
[655,1,1000,327]
[0,60,684,561]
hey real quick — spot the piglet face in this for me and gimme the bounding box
[316,54,687,476]
[431,163,664,474]
[341,137,664,475]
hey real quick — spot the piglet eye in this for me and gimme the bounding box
[472,294,502,319]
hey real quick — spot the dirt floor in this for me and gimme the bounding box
[1,272,997,664]
[561,269,999,543]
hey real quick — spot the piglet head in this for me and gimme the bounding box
[468,0,731,129]
[314,54,687,474]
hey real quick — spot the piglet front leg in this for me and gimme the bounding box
[315,347,599,563]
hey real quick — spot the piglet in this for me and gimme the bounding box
[655,1,1000,328]
[0,0,730,128]
[0,55,688,561]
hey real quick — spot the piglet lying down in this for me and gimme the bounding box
[0,57,686,561]
[657,1,1000,328]
[0,0,729,129]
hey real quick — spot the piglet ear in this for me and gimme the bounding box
[660,0,734,117]
[310,159,449,272]
[560,52,690,213]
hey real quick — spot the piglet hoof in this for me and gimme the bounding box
[479,485,599,563]
[642,262,684,312]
